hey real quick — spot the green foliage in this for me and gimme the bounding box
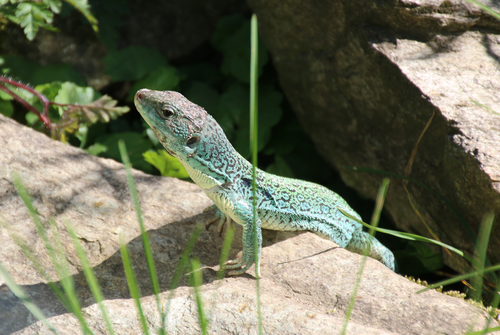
[394,241,443,276]
[0,77,129,142]
[104,46,169,82]
[185,80,282,159]
[64,0,98,32]
[54,81,97,107]
[266,155,294,178]
[0,99,13,117]
[0,1,58,40]
[212,14,269,83]
[179,15,281,159]
[1,55,86,86]
[127,66,180,101]
[86,0,129,49]
[54,82,129,133]
[143,149,190,179]
[94,132,153,173]
[0,0,97,40]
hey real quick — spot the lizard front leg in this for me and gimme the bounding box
[223,201,262,277]
[203,204,233,236]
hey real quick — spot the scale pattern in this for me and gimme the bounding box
[134,89,397,276]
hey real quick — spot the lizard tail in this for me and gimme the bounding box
[345,230,397,272]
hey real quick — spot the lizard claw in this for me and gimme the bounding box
[203,205,233,236]
[224,250,257,276]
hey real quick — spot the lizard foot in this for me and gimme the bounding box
[203,205,233,236]
[225,257,253,276]
[224,252,258,276]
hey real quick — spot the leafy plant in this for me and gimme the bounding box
[0,76,129,141]
[143,149,190,179]
[0,0,98,40]
[182,14,282,159]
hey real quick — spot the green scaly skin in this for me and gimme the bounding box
[134,89,397,277]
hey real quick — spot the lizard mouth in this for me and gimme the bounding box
[164,147,176,156]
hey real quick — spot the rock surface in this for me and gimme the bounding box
[0,117,498,334]
[247,0,500,274]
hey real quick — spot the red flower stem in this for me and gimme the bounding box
[0,83,54,131]
[0,76,51,117]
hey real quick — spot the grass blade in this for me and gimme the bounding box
[12,174,93,334]
[471,100,500,117]
[471,212,495,301]
[164,222,205,324]
[345,166,474,242]
[119,234,150,335]
[190,258,208,335]
[48,219,94,335]
[66,221,115,335]
[467,326,500,335]
[416,263,500,293]
[477,275,500,334]
[0,261,59,334]
[466,0,500,22]
[217,223,236,280]
[0,218,72,311]
[338,208,475,265]
[250,13,263,335]
[341,178,390,335]
[118,140,165,333]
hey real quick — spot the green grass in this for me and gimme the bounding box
[249,13,263,335]
[0,261,58,334]
[190,258,208,335]
[120,234,150,335]
[341,178,390,335]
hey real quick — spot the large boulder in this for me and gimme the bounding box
[0,115,497,334]
[246,0,500,273]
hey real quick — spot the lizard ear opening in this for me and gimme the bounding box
[186,136,200,147]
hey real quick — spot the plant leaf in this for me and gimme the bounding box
[94,132,153,173]
[143,149,189,179]
[127,66,180,101]
[77,95,130,124]
[104,46,168,82]
[63,0,98,32]
[16,2,54,40]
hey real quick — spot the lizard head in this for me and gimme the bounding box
[134,89,207,159]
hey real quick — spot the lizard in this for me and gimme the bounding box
[134,88,397,277]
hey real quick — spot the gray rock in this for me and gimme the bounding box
[0,116,497,334]
[246,0,500,274]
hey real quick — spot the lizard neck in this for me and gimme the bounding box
[176,116,252,189]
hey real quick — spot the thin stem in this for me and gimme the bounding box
[0,77,51,105]
[0,83,53,131]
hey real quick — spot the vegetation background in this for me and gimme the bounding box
[0,0,478,302]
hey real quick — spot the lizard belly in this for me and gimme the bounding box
[205,191,245,226]
[259,209,300,231]
[205,191,300,231]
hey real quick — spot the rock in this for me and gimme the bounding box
[0,116,498,334]
[246,0,500,274]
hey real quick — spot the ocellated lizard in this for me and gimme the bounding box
[134,89,396,277]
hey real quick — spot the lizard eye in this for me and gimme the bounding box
[186,136,200,147]
[161,107,174,118]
